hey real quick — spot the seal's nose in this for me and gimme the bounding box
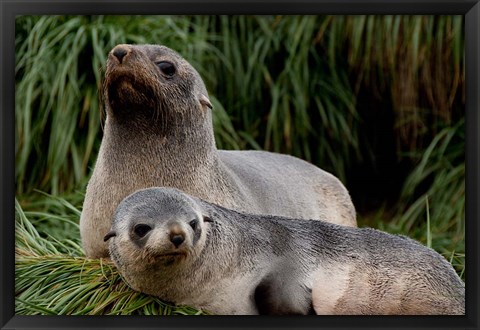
[112,46,129,63]
[170,234,185,248]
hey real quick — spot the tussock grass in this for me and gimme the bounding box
[361,122,465,278]
[395,121,465,274]
[341,16,464,151]
[16,15,464,192]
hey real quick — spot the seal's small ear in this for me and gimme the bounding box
[103,230,117,242]
[203,215,213,223]
[199,94,213,110]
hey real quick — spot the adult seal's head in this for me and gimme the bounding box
[103,44,212,132]
[104,188,214,296]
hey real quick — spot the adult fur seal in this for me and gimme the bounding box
[105,187,465,315]
[80,43,356,258]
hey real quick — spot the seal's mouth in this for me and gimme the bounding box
[104,71,157,113]
[150,250,190,267]
[108,75,136,99]
[132,247,190,268]
[155,251,188,258]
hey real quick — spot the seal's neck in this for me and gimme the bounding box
[100,109,219,187]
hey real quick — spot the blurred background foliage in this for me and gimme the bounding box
[15,15,465,315]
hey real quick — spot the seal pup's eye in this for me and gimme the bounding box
[133,224,152,238]
[156,61,176,77]
[189,219,197,230]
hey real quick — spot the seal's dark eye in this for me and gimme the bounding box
[156,61,176,77]
[133,224,152,238]
[189,219,197,230]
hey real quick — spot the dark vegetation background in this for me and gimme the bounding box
[15,15,465,315]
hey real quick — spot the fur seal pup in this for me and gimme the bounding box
[81,43,356,258]
[104,187,465,315]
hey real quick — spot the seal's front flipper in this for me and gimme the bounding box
[253,273,312,315]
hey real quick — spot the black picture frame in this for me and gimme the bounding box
[1,1,479,329]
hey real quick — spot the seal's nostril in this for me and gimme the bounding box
[113,47,128,63]
[170,234,185,248]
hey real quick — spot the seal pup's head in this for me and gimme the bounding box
[104,187,213,292]
[103,44,212,131]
